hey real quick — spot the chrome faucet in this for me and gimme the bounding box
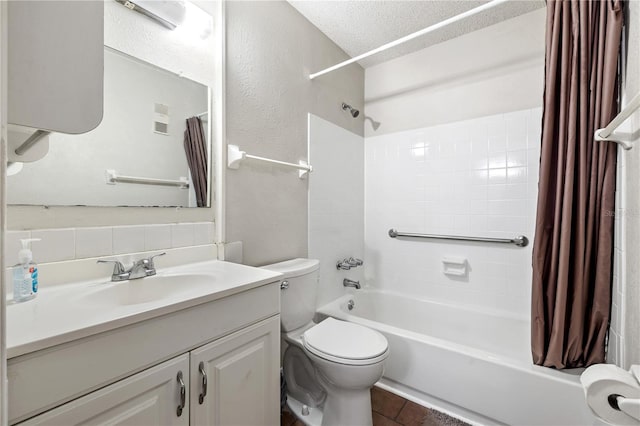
[336,257,364,270]
[98,252,166,281]
[343,278,361,289]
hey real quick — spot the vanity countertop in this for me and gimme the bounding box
[6,260,282,359]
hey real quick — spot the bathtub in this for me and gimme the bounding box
[317,290,601,426]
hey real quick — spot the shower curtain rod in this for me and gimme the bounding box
[594,92,640,150]
[309,0,510,80]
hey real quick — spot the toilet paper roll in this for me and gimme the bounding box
[580,364,640,426]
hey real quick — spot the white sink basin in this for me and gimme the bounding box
[6,258,283,359]
[81,273,215,306]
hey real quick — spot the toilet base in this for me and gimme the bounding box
[287,394,323,426]
[320,383,373,426]
[286,385,374,426]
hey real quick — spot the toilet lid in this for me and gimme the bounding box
[302,318,388,362]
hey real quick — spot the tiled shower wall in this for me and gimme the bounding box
[364,108,541,318]
[611,148,627,367]
[610,0,640,369]
[308,114,365,307]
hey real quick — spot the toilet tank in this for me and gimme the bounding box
[261,258,320,332]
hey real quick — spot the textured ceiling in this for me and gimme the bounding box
[288,0,546,68]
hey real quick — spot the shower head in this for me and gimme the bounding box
[365,116,381,131]
[342,102,360,118]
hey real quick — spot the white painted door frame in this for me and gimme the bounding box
[0,0,8,423]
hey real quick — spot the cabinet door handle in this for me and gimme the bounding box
[176,371,186,417]
[198,361,208,404]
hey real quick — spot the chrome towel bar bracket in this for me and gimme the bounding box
[388,229,529,247]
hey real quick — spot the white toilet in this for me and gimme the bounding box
[261,258,389,426]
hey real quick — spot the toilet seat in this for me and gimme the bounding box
[302,318,389,366]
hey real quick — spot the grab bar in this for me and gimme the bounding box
[105,169,189,188]
[388,229,529,247]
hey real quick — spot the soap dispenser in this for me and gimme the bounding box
[12,238,40,303]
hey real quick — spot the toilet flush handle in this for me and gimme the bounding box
[280,280,289,290]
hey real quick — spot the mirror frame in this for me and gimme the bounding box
[7,1,226,242]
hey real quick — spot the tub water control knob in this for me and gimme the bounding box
[302,405,310,416]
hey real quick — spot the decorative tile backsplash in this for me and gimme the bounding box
[5,222,215,266]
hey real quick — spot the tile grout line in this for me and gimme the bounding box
[394,399,408,423]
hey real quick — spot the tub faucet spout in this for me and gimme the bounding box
[343,278,361,289]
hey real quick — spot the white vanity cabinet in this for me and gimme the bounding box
[8,282,281,426]
[18,317,280,426]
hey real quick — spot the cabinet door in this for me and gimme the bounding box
[19,354,190,426]
[190,316,280,426]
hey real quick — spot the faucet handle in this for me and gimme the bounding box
[336,259,351,270]
[97,259,129,281]
[97,259,126,274]
[148,252,166,264]
[145,252,166,271]
[347,257,363,267]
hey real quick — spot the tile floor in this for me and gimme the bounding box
[281,387,469,426]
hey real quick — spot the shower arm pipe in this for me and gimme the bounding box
[594,92,640,150]
[227,144,313,179]
[388,229,529,247]
[309,0,510,80]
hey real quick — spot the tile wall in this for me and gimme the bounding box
[5,222,215,266]
[609,107,637,367]
[610,154,625,366]
[308,114,365,307]
[364,108,541,317]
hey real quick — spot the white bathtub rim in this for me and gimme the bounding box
[374,379,496,426]
[349,287,529,322]
[317,293,584,388]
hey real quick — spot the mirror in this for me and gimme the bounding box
[7,0,217,208]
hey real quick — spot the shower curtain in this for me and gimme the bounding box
[184,117,208,207]
[531,0,624,369]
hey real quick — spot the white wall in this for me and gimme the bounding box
[225,1,364,266]
[364,9,545,137]
[365,108,541,317]
[308,114,364,307]
[104,0,216,88]
[7,49,207,207]
[611,0,640,369]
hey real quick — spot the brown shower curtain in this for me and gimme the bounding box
[531,0,624,369]
[184,117,208,207]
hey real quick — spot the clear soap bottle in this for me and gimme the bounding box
[12,238,40,303]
